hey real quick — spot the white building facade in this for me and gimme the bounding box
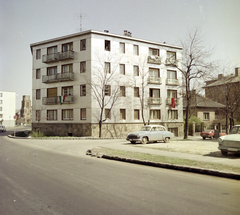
[0,91,16,127]
[30,30,183,137]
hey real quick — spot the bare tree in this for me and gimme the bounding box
[90,53,121,137]
[175,29,214,139]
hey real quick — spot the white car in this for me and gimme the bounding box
[218,125,240,155]
[126,125,174,144]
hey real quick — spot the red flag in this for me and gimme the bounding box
[172,98,175,108]
[63,95,65,102]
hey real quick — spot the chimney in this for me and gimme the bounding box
[104,30,109,33]
[124,30,128,36]
[218,74,223,79]
[235,67,240,77]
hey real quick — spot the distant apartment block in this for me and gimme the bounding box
[0,91,16,127]
[30,30,184,137]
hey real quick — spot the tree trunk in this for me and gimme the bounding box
[99,120,102,138]
[184,105,189,139]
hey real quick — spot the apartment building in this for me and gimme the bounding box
[0,91,16,127]
[30,30,183,137]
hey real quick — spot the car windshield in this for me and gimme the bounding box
[230,127,240,134]
[140,126,151,131]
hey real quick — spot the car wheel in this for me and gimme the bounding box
[164,137,170,143]
[130,141,136,144]
[221,150,228,156]
[202,137,206,140]
[142,137,148,144]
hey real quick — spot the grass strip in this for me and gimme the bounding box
[92,147,240,174]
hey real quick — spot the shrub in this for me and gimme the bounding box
[188,116,202,133]
[31,131,45,137]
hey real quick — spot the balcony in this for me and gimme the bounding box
[148,55,161,64]
[42,73,74,83]
[148,97,162,105]
[166,78,179,86]
[42,95,74,105]
[42,50,74,63]
[166,98,179,106]
[165,58,178,67]
[148,76,162,84]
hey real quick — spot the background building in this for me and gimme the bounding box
[16,95,32,125]
[0,91,16,127]
[30,30,184,137]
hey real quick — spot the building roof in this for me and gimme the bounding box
[183,94,225,109]
[204,70,240,88]
[30,29,182,53]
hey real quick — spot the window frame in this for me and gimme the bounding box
[80,39,86,51]
[105,85,111,96]
[105,109,111,120]
[80,84,86,96]
[120,109,126,120]
[62,64,73,73]
[62,109,73,120]
[168,110,178,120]
[80,108,86,120]
[149,48,159,56]
[47,110,57,121]
[134,65,139,76]
[36,69,41,79]
[120,42,125,54]
[134,87,139,97]
[133,45,139,55]
[120,86,126,97]
[204,112,210,120]
[105,62,111,73]
[36,89,41,100]
[105,40,111,51]
[120,64,125,75]
[80,61,86,73]
[150,109,161,120]
[36,49,41,59]
[134,109,140,120]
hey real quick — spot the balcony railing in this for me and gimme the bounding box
[148,97,162,105]
[148,55,161,64]
[165,58,178,67]
[42,95,74,105]
[166,78,179,86]
[42,50,74,63]
[42,73,74,83]
[147,76,162,84]
[166,98,179,105]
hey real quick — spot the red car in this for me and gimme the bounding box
[200,130,227,140]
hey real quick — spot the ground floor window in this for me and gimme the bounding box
[80,108,86,120]
[150,110,160,119]
[169,127,178,137]
[62,109,73,120]
[47,110,57,120]
[168,110,178,119]
[120,109,126,120]
[134,109,140,120]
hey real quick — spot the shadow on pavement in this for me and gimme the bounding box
[204,151,240,159]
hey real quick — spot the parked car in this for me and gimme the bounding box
[126,125,174,144]
[200,130,227,139]
[218,125,240,155]
[0,125,6,132]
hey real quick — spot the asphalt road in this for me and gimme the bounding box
[1,134,240,215]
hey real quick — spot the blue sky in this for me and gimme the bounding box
[1,0,240,109]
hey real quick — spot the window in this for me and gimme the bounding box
[120,42,125,53]
[47,110,57,120]
[105,40,110,51]
[0,93,2,97]
[47,67,57,76]
[80,85,86,96]
[0,100,2,104]
[120,64,125,75]
[47,87,57,97]
[36,49,41,59]
[150,110,161,119]
[80,108,86,120]
[134,87,139,97]
[167,90,177,98]
[0,107,2,111]
[120,109,126,120]
[80,39,86,51]
[36,89,41,100]
[134,109,140,120]
[105,109,111,120]
[0,114,2,118]
[62,109,73,120]
[80,61,86,73]
[105,85,111,96]
[62,43,73,51]
[134,65,139,76]
[149,89,160,98]
[204,112,210,120]
[105,62,111,73]
[47,46,57,54]
[149,68,159,77]
[133,45,139,55]
[36,69,41,79]
[36,110,41,121]
[62,86,73,96]
[149,48,159,56]
[167,70,177,79]
[62,64,73,73]
[120,86,125,97]
[168,110,178,119]
[166,51,177,65]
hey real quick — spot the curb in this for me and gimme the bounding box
[100,154,240,180]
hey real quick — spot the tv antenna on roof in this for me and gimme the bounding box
[74,0,88,32]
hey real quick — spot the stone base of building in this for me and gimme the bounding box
[32,122,184,137]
